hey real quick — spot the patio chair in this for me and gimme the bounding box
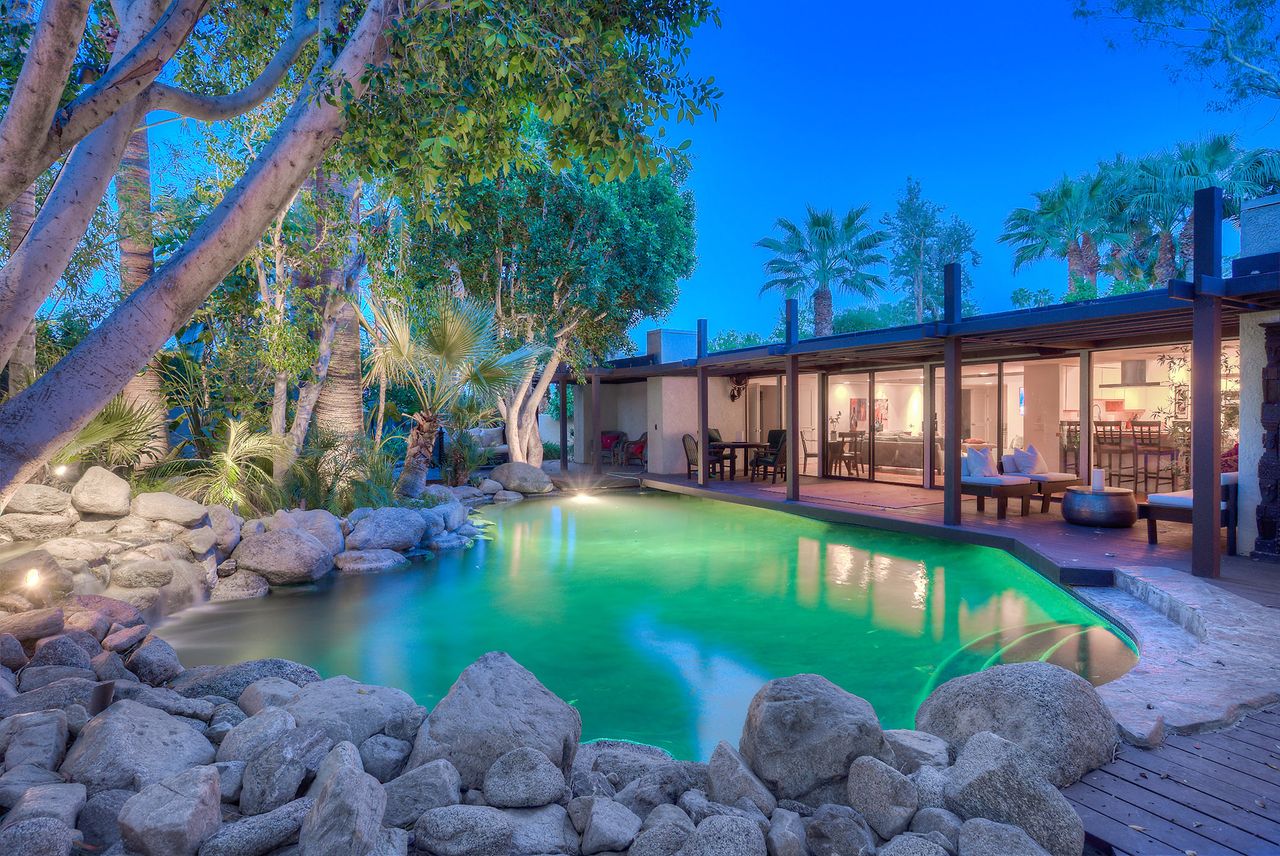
[683,434,725,480]
[961,447,1034,519]
[1138,472,1238,554]
[1059,420,1080,474]
[599,430,627,465]
[800,429,819,474]
[621,432,647,468]
[1001,447,1081,513]
[1094,423,1132,488]
[750,430,787,483]
[1131,420,1177,494]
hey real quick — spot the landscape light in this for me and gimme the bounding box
[53,465,67,476]
[25,569,39,589]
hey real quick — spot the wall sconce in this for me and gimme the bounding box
[728,375,748,402]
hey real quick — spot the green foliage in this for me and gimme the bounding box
[831,303,914,333]
[1009,288,1056,309]
[52,395,164,471]
[546,384,573,420]
[281,431,400,516]
[1076,0,1280,106]
[756,205,887,300]
[161,421,284,514]
[881,178,980,322]
[442,429,488,487]
[541,441,562,460]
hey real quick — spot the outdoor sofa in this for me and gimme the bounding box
[1000,452,1081,512]
[1138,471,1239,554]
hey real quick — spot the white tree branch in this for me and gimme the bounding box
[144,19,318,122]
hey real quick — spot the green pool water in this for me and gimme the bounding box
[161,490,1136,760]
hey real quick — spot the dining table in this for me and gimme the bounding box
[710,441,768,481]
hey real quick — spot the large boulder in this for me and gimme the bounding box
[3,782,86,828]
[298,751,385,856]
[804,803,876,856]
[131,492,208,527]
[414,805,514,856]
[240,725,333,815]
[0,512,75,541]
[0,709,69,770]
[345,507,428,552]
[942,731,1083,856]
[268,508,345,556]
[60,700,215,794]
[124,635,183,685]
[566,796,642,854]
[884,729,950,774]
[206,505,243,556]
[199,797,313,856]
[0,608,63,642]
[739,674,888,805]
[915,662,1117,787]
[0,817,77,856]
[232,529,334,585]
[217,707,297,763]
[764,807,806,856]
[168,658,320,700]
[117,765,221,856]
[845,756,917,839]
[503,803,580,854]
[6,483,72,515]
[957,817,1051,856]
[482,746,569,808]
[211,569,270,601]
[334,549,410,575]
[285,675,418,746]
[421,651,581,790]
[70,467,132,516]
[612,761,708,820]
[489,462,553,494]
[383,758,461,828]
[707,740,775,817]
[678,814,766,856]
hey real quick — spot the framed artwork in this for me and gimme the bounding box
[874,398,889,430]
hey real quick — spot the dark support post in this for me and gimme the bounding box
[786,355,800,500]
[590,372,602,475]
[817,372,829,477]
[559,381,569,472]
[1078,351,1091,478]
[1191,186,1224,579]
[923,365,936,489]
[697,366,709,486]
[996,362,1005,461]
[943,263,963,525]
[785,299,799,346]
[697,319,708,359]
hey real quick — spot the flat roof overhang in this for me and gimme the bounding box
[558,257,1280,383]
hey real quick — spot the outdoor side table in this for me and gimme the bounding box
[1061,486,1138,528]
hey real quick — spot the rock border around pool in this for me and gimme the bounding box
[0,465,550,625]
[0,595,1113,856]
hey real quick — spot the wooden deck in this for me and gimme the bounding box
[1066,707,1280,856]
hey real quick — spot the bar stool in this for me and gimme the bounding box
[1093,423,1133,487]
[1131,420,1177,495]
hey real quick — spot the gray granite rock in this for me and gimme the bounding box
[118,765,221,856]
[382,757,461,828]
[414,804,514,855]
[0,708,68,769]
[489,462,553,494]
[910,807,961,851]
[239,676,300,715]
[740,673,888,806]
[910,765,947,811]
[764,806,807,856]
[804,803,875,856]
[267,509,345,557]
[111,559,176,588]
[125,635,183,684]
[207,703,247,743]
[678,814,766,856]
[1,782,86,829]
[483,745,569,808]
[503,803,579,854]
[0,632,27,669]
[957,817,1051,856]
[359,733,411,783]
[283,675,417,747]
[846,755,917,839]
[566,795,642,854]
[17,664,96,692]
[102,623,148,653]
[708,740,776,817]
[78,788,131,849]
[6,483,72,514]
[879,833,950,856]
[199,796,313,856]
[298,759,385,856]
[628,820,690,856]
[942,732,1082,856]
[885,729,951,774]
[642,802,695,834]
[613,760,708,820]
[169,658,320,700]
[218,707,297,764]
[132,492,208,527]
[916,662,1117,787]
[0,607,64,642]
[423,651,581,790]
[110,682,213,720]
[334,549,410,575]
[306,741,362,800]
[0,816,77,856]
[211,570,270,601]
[0,512,75,541]
[61,700,215,794]
[345,508,427,552]
[214,759,245,802]
[240,725,332,815]
[207,505,243,556]
[232,529,333,585]
[0,762,64,809]
[70,468,131,516]
[0,676,97,717]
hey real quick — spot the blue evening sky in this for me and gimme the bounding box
[656,0,1279,342]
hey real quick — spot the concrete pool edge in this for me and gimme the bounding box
[639,478,1280,746]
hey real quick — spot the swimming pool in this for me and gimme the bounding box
[161,490,1136,760]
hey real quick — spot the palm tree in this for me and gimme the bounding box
[756,205,887,337]
[999,173,1108,298]
[362,296,535,499]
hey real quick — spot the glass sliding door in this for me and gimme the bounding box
[825,373,871,478]
[872,368,927,485]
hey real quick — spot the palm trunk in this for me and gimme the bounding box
[5,184,35,396]
[1154,231,1176,285]
[1179,215,1196,276]
[396,411,438,499]
[313,293,363,441]
[812,285,832,338]
[117,126,170,464]
[373,375,386,448]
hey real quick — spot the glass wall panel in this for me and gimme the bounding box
[825,373,871,477]
[961,364,1000,460]
[873,368,926,485]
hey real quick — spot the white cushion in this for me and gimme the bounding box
[1024,472,1077,483]
[1147,490,1227,510]
[962,475,1032,486]
[1013,444,1049,475]
[966,447,997,478]
[1222,471,1238,486]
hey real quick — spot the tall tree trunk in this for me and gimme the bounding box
[0,0,389,504]
[396,412,437,498]
[812,285,833,338]
[5,184,35,396]
[117,126,170,464]
[373,374,386,448]
[1179,215,1196,277]
[313,299,363,441]
[271,371,289,480]
[1154,231,1176,285]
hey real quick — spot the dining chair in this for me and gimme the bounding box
[1131,420,1177,495]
